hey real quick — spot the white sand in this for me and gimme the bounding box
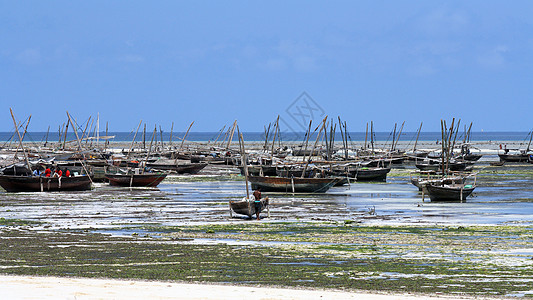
[0,275,475,300]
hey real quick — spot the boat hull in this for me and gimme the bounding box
[248,176,337,193]
[425,184,475,201]
[0,175,92,192]
[498,154,530,162]
[106,173,167,187]
[147,162,207,174]
[230,197,269,217]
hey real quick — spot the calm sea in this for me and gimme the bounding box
[0,131,530,143]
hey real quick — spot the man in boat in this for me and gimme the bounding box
[44,166,51,177]
[253,187,262,220]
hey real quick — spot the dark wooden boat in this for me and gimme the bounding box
[291,148,326,156]
[353,167,390,181]
[498,153,530,162]
[330,166,390,181]
[0,175,92,192]
[424,183,475,201]
[457,153,483,161]
[238,165,278,176]
[411,176,465,191]
[106,173,167,187]
[146,162,207,174]
[248,176,337,193]
[416,161,472,172]
[229,196,269,218]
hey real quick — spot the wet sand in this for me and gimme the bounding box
[0,275,474,300]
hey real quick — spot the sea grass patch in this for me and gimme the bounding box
[1,223,532,297]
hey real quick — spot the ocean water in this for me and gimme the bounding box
[0,131,531,143]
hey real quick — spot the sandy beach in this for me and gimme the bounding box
[1,275,472,300]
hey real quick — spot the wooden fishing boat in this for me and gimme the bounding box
[146,161,207,174]
[456,153,483,161]
[353,167,390,181]
[229,196,269,218]
[106,172,167,187]
[411,175,465,191]
[248,176,337,193]
[330,165,390,182]
[424,183,475,201]
[0,175,92,192]
[238,165,278,176]
[291,148,326,156]
[415,160,472,172]
[498,153,530,162]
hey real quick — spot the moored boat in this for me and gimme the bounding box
[106,173,167,187]
[248,176,337,193]
[424,183,475,202]
[229,196,269,218]
[0,174,92,192]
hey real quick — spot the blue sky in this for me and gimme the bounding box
[1,1,532,133]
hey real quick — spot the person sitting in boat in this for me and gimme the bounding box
[65,168,71,177]
[32,168,40,177]
[53,168,63,177]
[253,187,262,220]
[44,166,52,177]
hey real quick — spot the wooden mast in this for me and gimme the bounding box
[180,121,195,150]
[9,108,32,173]
[127,120,143,158]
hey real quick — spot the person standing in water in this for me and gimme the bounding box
[253,187,262,220]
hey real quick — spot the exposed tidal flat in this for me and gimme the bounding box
[1,160,533,297]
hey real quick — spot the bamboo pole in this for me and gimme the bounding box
[263,123,271,153]
[66,112,84,153]
[338,117,346,160]
[226,121,237,150]
[127,120,143,158]
[14,115,31,158]
[44,125,50,147]
[105,121,109,151]
[9,108,32,173]
[270,116,280,156]
[413,122,423,152]
[371,121,375,153]
[169,122,174,146]
[364,122,368,151]
[301,116,327,178]
[300,120,313,164]
[212,124,226,145]
[143,125,157,173]
[159,125,164,149]
[180,121,195,150]
[142,123,146,150]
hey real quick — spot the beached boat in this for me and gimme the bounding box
[146,161,207,174]
[410,173,465,191]
[424,183,475,201]
[415,160,472,172]
[106,173,167,187]
[498,153,530,163]
[0,174,92,192]
[229,196,269,218]
[248,176,337,193]
[330,165,390,182]
[238,165,278,176]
